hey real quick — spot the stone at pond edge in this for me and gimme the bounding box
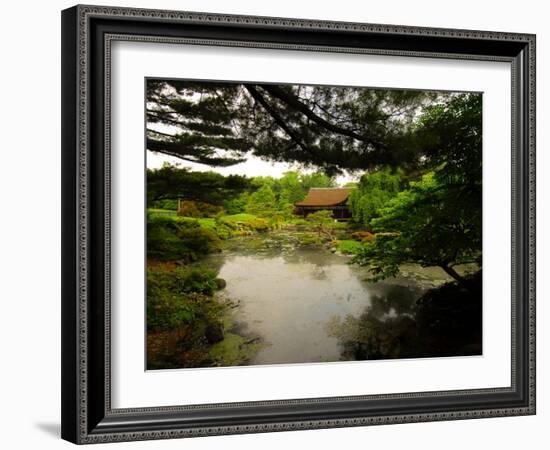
[214,278,227,289]
[205,321,224,344]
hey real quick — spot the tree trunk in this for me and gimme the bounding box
[439,264,470,288]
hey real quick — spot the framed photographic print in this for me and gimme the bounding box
[61,5,536,444]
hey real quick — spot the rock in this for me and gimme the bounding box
[205,322,224,344]
[214,278,227,289]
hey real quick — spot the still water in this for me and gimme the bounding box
[204,237,450,366]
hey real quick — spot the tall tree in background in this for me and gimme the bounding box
[147,164,250,206]
[348,169,402,227]
[245,185,277,216]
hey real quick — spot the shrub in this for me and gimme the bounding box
[214,223,234,240]
[177,200,224,218]
[147,215,221,262]
[249,217,270,232]
[151,198,178,210]
[146,266,221,332]
[177,200,202,218]
[146,264,230,369]
[215,214,268,235]
[351,231,375,243]
[297,233,321,246]
[338,240,364,255]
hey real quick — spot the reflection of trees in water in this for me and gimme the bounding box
[328,272,482,360]
[197,254,225,274]
[224,235,342,270]
[283,251,328,265]
[366,283,423,317]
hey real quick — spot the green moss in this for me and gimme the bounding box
[208,333,263,366]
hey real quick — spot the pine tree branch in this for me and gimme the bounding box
[258,84,388,149]
[243,85,319,161]
[147,128,176,138]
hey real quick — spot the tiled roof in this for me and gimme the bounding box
[295,188,353,207]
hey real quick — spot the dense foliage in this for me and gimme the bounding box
[352,173,481,284]
[147,266,220,331]
[352,94,482,284]
[240,171,334,218]
[147,215,221,262]
[147,164,250,206]
[148,165,335,219]
[176,200,223,218]
[146,264,230,369]
[348,169,402,227]
[147,80,440,174]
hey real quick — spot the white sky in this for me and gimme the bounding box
[146,150,358,185]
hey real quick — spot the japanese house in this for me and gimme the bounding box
[294,187,354,220]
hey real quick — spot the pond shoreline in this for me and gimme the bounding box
[204,234,466,367]
[147,227,480,370]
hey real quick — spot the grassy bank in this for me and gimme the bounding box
[146,211,269,369]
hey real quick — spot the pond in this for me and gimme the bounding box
[203,235,459,366]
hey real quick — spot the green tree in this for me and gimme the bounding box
[245,184,277,216]
[300,171,335,191]
[353,173,480,286]
[351,93,482,286]
[147,164,250,206]
[223,192,249,214]
[348,169,402,227]
[306,210,335,239]
[278,171,305,204]
[414,93,482,186]
[275,189,295,221]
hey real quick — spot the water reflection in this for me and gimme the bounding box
[212,250,371,365]
[204,237,481,366]
[328,274,482,360]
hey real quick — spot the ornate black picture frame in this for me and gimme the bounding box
[61,4,536,444]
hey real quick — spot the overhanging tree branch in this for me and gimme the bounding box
[244,84,319,160]
[258,84,388,149]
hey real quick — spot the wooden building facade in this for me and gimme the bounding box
[294,188,354,220]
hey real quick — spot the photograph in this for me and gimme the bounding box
[145,79,483,370]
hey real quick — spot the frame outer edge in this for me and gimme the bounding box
[61,5,80,445]
[65,4,537,444]
[76,3,534,41]
[527,34,536,414]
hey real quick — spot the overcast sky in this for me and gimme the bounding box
[147,150,358,185]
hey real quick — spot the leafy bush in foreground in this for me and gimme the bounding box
[146,266,221,332]
[147,214,221,262]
